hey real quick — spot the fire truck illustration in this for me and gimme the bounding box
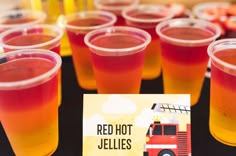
[143,103,191,156]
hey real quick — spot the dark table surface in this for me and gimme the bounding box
[0,56,236,156]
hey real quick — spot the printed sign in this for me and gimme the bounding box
[83,94,191,156]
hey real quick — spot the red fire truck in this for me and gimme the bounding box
[143,103,191,156]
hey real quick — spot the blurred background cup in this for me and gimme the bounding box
[0,24,63,106]
[29,0,94,56]
[0,49,61,156]
[0,9,46,53]
[84,26,151,93]
[207,39,236,146]
[0,9,46,32]
[94,0,139,25]
[122,4,174,80]
[192,2,230,21]
[156,18,220,106]
[192,1,236,39]
[62,11,117,90]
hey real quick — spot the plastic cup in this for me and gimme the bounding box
[0,9,46,54]
[156,18,220,106]
[207,39,236,146]
[192,2,230,21]
[62,11,117,90]
[0,24,63,106]
[84,26,151,93]
[122,4,174,80]
[0,49,61,156]
[0,24,63,52]
[0,9,46,32]
[94,0,139,25]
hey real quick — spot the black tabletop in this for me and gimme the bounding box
[0,56,236,156]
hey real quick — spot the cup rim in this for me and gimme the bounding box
[94,0,140,12]
[121,4,174,24]
[208,38,236,70]
[0,49,62,90]
[84,26,151,54]
[0,9,47,29]
[156,18,221,45]
[192,2,230,21]
[62,11,117,31]
[0,24,64,50]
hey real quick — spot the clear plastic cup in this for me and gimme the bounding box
[0,9,46,32]
[192,2,230,21]
[84,26,151,93]
[122,4,174,80]
[208,39,236,146]
[62,11,117,90]
[156,18,221,106]
[0,49,61,155]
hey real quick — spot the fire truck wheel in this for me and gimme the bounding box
[158,149,175,156]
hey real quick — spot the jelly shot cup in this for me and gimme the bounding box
[0,9,46,32]
[192,2,230,22]
[0,24,64,106]
[84,26,151,93]
[156,18,220,106]
[94,0,139,26]
[122,4,174,80]
[208,39,236,146]
[62,11,117,90]
[0,49,61,156]
[0,9,46,53]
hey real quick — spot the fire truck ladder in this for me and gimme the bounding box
[151,103,190,115]
[152,103,191,156]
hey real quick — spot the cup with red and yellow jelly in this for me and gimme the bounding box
[84,26,151,93]
[0,24,63,106]
[208,39,236,146]
[0,49,61,156]
[62,11,117,90]
[122,4,174,80]
[156,18,221,106]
